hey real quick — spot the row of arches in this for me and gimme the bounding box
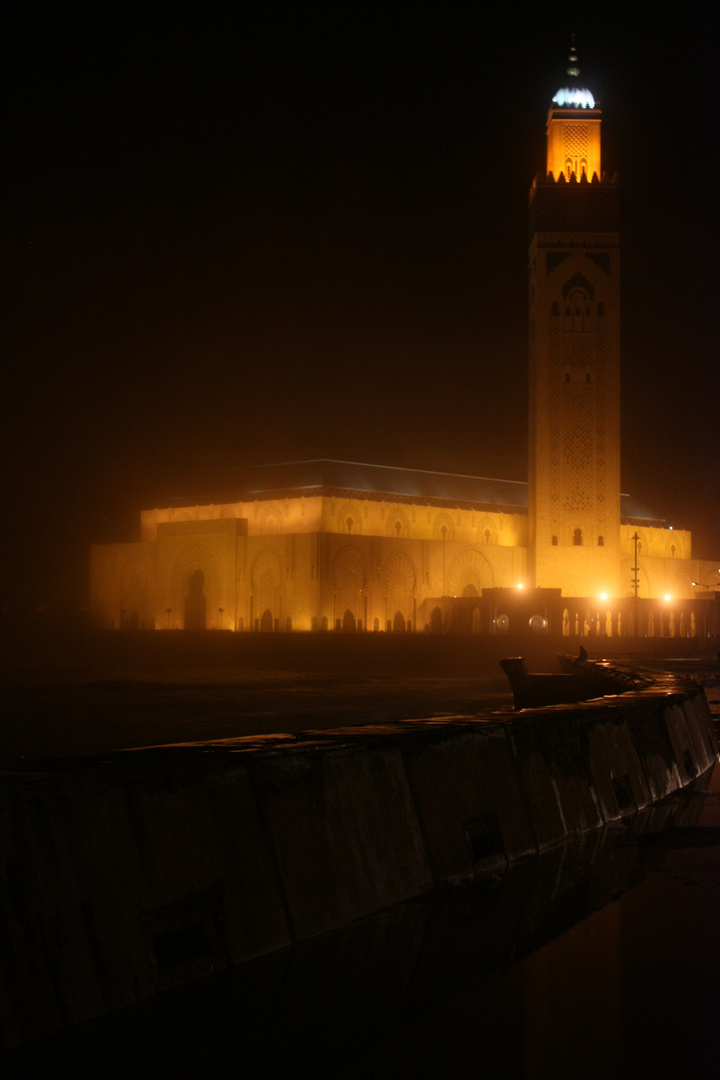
[337,506,501,544]
[175,544,496,631]
[550,530,604,546]
[116,543,497,631]
[114,538,705,636]
[236,612,415,634]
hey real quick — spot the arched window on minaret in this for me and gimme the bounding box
[564,288,593,332]
[573,528,583,546]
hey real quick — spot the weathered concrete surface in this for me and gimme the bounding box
[0,672,716,1050]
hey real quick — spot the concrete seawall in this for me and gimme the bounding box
[2,673,717,1050]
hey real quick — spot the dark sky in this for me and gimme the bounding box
[3,4,719,611]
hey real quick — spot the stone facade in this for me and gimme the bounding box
[91,476,528,632]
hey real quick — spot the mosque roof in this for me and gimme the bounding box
[207,459,529,513]
[183,458,667,527]
[619,494,668,527]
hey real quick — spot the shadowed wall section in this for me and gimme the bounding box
[0,674,716,1050]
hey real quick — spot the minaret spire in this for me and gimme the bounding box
[552,33,595,110]
[545,36,600,181]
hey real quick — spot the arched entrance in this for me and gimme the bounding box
[185,569,207,629]
[171,543,221,632]
[332,548,368,632]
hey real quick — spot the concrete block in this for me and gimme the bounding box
[403,726,536,884]
[251,744,433,940]
[508,711,604,845]
[0,756,292,1046]
[584,708,652,819]
[662,699,705,785]
[627,697,682,802]
[678,690,719,775]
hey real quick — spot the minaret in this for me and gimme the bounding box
[528,38,621,599]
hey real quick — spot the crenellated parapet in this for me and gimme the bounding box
[529,170,620,238]
[530,168,620,196]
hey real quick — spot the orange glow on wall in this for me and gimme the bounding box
[546,107,601,182]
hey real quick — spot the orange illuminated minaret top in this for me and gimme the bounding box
[545,35,601,182]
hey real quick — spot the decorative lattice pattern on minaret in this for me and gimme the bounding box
[547,317,564,533]
[562,383,594,510]
[563,125,589,158]
[565,334,591,373]
[546,318,608,520]
[594,312,608,532]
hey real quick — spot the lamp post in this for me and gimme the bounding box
[631,532,640,636]
[691,572,720,640]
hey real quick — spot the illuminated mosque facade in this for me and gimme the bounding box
[90,48,718,639]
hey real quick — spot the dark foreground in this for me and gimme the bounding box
[6,764,719,1079]
[2,631,719,1077]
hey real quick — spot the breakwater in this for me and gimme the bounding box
[1,671,717,1050]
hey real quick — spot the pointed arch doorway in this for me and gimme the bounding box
[185,569,207,629]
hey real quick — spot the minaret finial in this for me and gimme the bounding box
[567,33,579,79]
[552,33,595,109]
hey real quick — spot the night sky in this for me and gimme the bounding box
[4,5,718,614]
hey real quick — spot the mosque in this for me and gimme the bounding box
[89,46,719,641]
